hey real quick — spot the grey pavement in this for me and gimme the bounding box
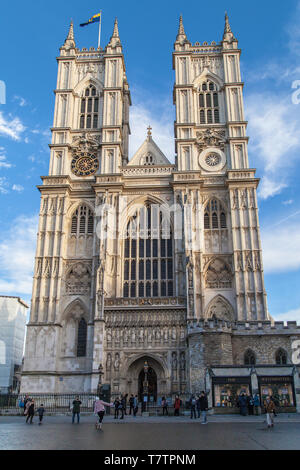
[1,414,300,450]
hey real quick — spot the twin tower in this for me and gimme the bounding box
[21,15,272,399]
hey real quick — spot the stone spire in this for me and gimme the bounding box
[223,12,236,42]
[175,15,188,44]
[64,20,76,48]
[108,18,121,48]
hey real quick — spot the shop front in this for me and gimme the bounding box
[212,376,252,413]
[258,376,296,413]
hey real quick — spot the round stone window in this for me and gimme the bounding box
[205,153,221,167]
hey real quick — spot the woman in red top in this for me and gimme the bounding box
[174,395,181,416]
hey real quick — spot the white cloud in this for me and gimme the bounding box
[0,111,26,141]
[13,95,28,107]
[261,220,300,273]
[273,308,300,323]
[12,184,24,192]
[0,214,38,296]
[258,177,287,200]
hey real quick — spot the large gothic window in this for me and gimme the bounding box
[71,205,94,236]
[77,318,87,357]
[275,349,288,365]
[123,205,174,298]
[79,85,99,129]
[204,199,227,230]
[199,80,220,124]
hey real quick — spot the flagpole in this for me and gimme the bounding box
[98,10,102,49]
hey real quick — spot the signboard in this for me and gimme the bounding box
[213,377,251,385]
[259,376,293,384]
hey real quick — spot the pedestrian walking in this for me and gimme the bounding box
[238,393,248,416]
[18,397,25,416]
[37,404,45,425]
[199,391,209,424]
[174,395,181,417]
[129,395,134,415]
[133,395,138,417]
[189,395,197,419]
[254,394,261,415]
[264,396,276,429]
[114,397,120,419]
[25,399,35,424]
[94,397,114,430]
[71,396,82,424]
[161,397,169,416]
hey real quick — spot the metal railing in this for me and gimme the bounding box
[0,394,99,413]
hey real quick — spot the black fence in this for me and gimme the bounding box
[0,393,192,414]
[0,394,99,413]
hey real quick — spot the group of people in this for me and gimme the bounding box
[19,395,45,425]
[188,392,209,424]
[113,394,139,419]
[237,393,278,429]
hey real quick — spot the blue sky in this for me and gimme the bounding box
[0,0,300,322]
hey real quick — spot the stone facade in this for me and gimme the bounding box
[21,16,300,411]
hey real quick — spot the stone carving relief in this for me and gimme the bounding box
[206,296,234,322]
[65,263,91,295]
[205,258,232,289]
[196,128,226,153]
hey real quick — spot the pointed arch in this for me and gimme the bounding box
[73,76,103,96]
[275,348,288,365]
[192,69,223,90]
[204,257,233,289]
[204,295,235,322]
[244,349,256,366]
[60,298,89,324]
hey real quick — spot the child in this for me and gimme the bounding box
[37,404,45,425]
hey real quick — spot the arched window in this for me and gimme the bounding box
[244,349,256,366]
[198,80,220,124]
[204,199,227,230]
[275,349,288,365]
[77,318,87,357]
[123,205,173,298]
[71,205,94,236]
[79,85,99,129]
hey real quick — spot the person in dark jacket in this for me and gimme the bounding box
[72,396,82,424]
[162,397,169,416]
[114,398,120,419]
[199,392,209,424]
[37,404,45,425]
[119,396,126,419]
[129,395,135,415]
[196,396,201,419]
[238,394,248,416]
[26,399,35,424]
[189,395,197,419]
[247,395,254,415]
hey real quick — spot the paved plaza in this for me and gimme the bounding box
[1,414,300,450]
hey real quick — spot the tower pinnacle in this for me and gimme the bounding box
[107,17,121,48]
[63,20,76,48]
[223,12,236,42]
[175,15,188,44]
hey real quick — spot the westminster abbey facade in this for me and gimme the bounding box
[21,15,300,412]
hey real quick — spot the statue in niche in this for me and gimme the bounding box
[172,352,178,381]
[106,353,112,371]
[114,353,120,371]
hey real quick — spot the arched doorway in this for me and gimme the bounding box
[138,367,157,402]
[126,355,167,402]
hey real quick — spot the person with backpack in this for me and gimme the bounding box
[174,395,181,416]
[72,396,82,424]
[37,404,45,425]
[199,391,209,424]
[129,395,135,415]
[189,395,197,419]
[161,397,169,416]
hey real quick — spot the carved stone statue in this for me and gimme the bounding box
[114,353,120,371]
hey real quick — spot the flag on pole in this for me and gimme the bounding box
[80,13,101,27]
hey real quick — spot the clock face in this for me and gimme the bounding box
[205,153,221,167]
[71,153,99,176]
